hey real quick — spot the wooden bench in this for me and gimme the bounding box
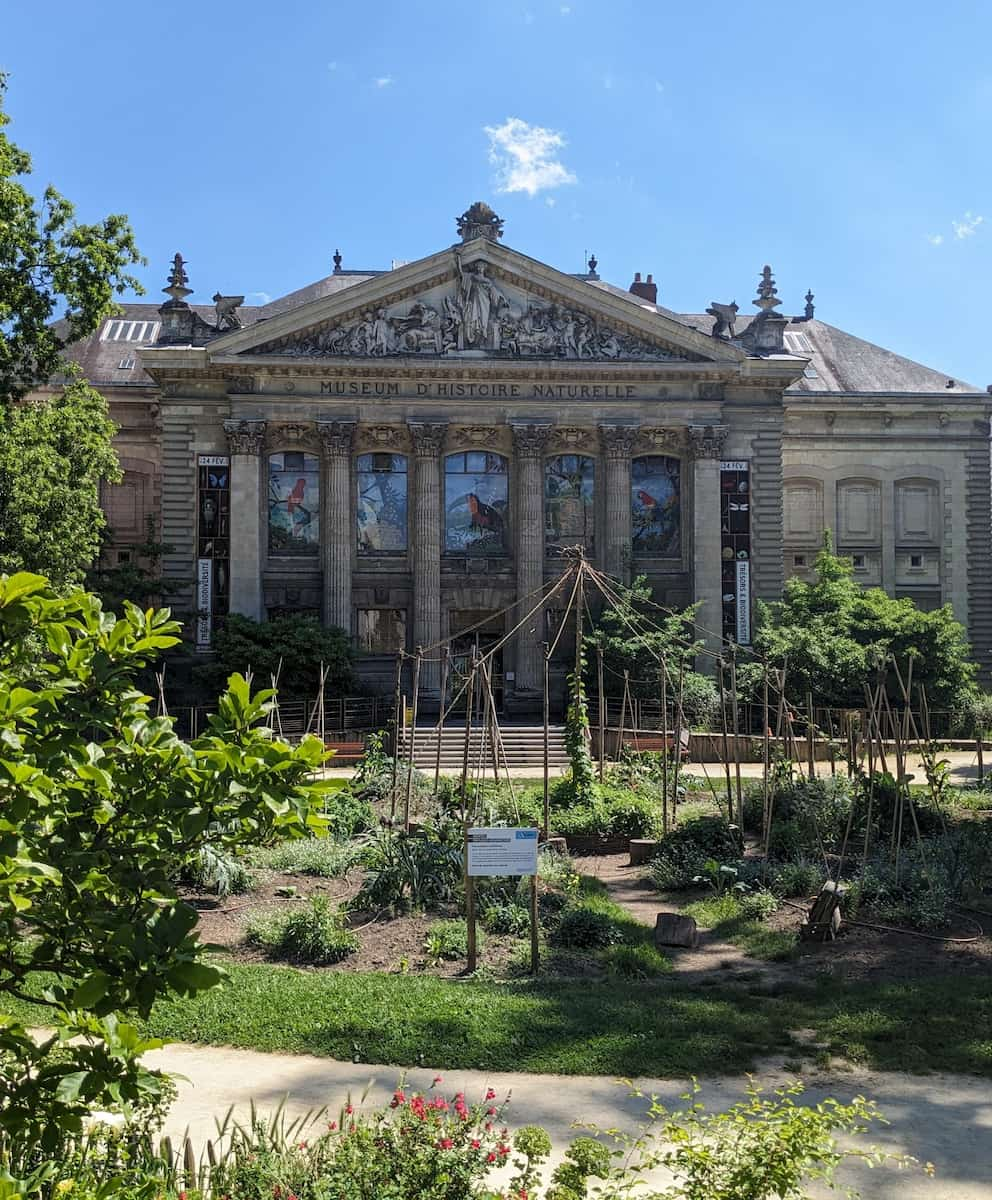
[323,740,366,765]
[620,728,691,754]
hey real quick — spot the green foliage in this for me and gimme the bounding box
[246,896,358,965]
[479,899,531,935]
[765,775,853,857]
[195,612,355,697]
[564,660,596,804]
[585,1079,925,1200]
[754,537,977,711]
[503,779,662,841]
[547,1135,612,1200]
[246,836,362,878]
[649,816,740,891]
[683,892,795,961]
[951,690,992,738]
[767,857,823,898]
[604,942,671,979]
[424,919,481,964]
[356,826,463,913]
[183,843,256,897]
[0,572,330,1164]
[551,906,623,949]
[85,516,180,612]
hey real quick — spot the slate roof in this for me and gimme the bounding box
[62,264,984,397]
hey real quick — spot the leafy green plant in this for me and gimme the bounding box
[0,573,330,1168]
[356,827,463,913]
[247,836,362,878]
[650,815,740,890]
[246,896,358,965]
[605,942,671,979]
[424,919,482,964]
[551,906,623,949]
[480,900,531,936]
[182,843,255,897]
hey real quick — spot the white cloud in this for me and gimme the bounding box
[927,234,944,246]
[373,75,394,88]
[952,211,984,239]
[545,196,556,207]
[484,117,577,196]
[560,4,571,12]
[245,291,272,305]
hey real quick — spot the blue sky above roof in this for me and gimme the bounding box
[4,0,989,387]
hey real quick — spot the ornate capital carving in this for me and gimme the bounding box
[599,424,639,460]
[687,424,729,460]
[317,420,356,458]
[408,421,448,458]
[511,423,554,458]
[554,426,593,450]
[637,427,680,453]
[223,418,267,456]
[225,374,256,395]
[453,425,499,448]
[273,421,317,449]
[359,424,403,449]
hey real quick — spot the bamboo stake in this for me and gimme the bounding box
[433,647,450,795]
[542,642,550,840]
[403,650,422,833]
[462,648,478,974]
[670,657,686,827]
[718,660,734,826]
[762,661,771,860]
[730,652,744,834]
[597,644,606,782]
[660,654,670,834]
[389,648,404,823]
[806,690,816,781]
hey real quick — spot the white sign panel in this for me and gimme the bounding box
[195,558,212,649]
[720,460,749,472]
[198,454,230,467]
[467,827,539,877]
[735,560,751,645]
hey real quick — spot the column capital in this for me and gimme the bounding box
[408,421,448,458]
[688,424,729,460]
[317,419,356,458]
[510,422,554,458]
[223,419,267,456]
[599,423,639,460]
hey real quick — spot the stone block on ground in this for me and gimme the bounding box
[541,836,568,855]
[629,838,659,866]
[654,912,698,949]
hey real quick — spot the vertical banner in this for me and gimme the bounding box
[196,454,230,651]
[720,461,751,645]
[196,558,213,648]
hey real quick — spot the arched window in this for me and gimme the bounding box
[545,454,595,555]
[631,456,681,557]
[444,451,508,555]
[357,453,408,553]
[268,451,320,556]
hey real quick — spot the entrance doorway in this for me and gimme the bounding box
[447,610,505,713]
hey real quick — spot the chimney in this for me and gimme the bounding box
[629,271,658,304]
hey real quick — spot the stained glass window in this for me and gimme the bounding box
[357,453,408,553]
[444,452,509,555]
[268,451,320,556]
[545,454,594,555]
[631,456,681,557]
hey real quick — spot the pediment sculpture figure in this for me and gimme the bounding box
[213,293,245,331]
[453,252,510,350]
[706,301,738,339]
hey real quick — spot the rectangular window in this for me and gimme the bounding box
[910,553,924,568]
[793,554,806,567]
[117,357,135,370]
[357,609,406,654]
[852,554,866,569]
[117,549,131,564]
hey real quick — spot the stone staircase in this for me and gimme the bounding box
[396,723,569,771]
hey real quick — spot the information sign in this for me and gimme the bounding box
[466,827,539,877]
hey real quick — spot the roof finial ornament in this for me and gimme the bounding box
[162,252,192,306]
[456,201,504,243]
[804,289,815,320]
[706,300,739,339]
[587,252,599,279]
[753,264,781,313]
[332,248,343,274]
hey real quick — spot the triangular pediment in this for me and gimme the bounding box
[207,241,742,366]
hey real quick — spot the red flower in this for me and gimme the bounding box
[390,1089,406,1108]
[486,1106,497,1116]
[432,1074,444,1086]
[438,1137,454,1149]
[487,1151,497,1163]
[273,1189,281,1200]
[345,1102,354,1114]
[485,1122,493,1131]
[485,1087,497,1101]
[328,1120,338,1130]
[471,1138,482,1149]
[498,1143,510,1157]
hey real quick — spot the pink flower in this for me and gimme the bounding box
[390,1089,406,1109]
[498,1143,510,1158]
[485,1087,497,1101]
[438,1137,454,1149]
[432,1075,444,1086]
[487,1151,497,1163]
[328,1120,338,1130]
[345,1103,354,1114]
[471,1138,482,1149]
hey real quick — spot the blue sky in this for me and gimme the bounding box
[5,0,990,386]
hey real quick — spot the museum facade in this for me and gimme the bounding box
[63,203,992,701]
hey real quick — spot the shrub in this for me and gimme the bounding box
[424,919,482,963]
[769,775,853,855]
[246,896,358,964]
[551,906,623,949]
[480,900,531,936]
[182,843,255,896]
[247,837,361,878]
[649,815,740,891]
[738,889,778,920]
[770,856,823,898]
[356,827,463,912]
[605,942,671,979]
[324,785,375,839]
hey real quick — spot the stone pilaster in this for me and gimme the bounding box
[689,424,729,661]
[318,421,356,634]
[511,423,554,693]
[600,424,639,583]
[223,419,266,621]
[408,422,447,696]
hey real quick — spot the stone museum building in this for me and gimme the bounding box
[62,202,992,703]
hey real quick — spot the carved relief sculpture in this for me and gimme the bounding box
[213,293,245,331]
[223,419,267,455]
[687,424,729,460]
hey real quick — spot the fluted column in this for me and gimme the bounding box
[223,419,266,620]
[511,423,554,693]
[318,421,356,633]
[408,422,447,696]
[600,424,638,584]
[689,424,729,662]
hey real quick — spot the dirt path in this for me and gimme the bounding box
[148,1040,992,1198]
[580,852,789,983]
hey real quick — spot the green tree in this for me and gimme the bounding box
[85,515,181,612]
[755,536,977,710]
[0,74,143,586]
[0,573,331,1170]
[586,576,719,728]
[195,613,356,697]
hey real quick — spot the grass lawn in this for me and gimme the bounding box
[6,967,992,1078]
[682,894,799,962]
